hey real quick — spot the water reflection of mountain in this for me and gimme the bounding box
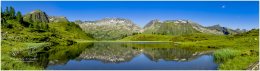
[143,48,194,61]
[15,42,214,69]
[75,42,141,63]
[76,42,213,63]
[142,48,213,62]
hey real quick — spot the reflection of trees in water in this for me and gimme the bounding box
[76,42,140,63]
[13,43,93,68]
[15,42,213,69]
[47,43,93,65]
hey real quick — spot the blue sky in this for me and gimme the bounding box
[2,1,259,30]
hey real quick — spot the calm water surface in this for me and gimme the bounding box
[17,42,218,70]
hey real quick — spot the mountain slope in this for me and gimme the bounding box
[143,20,224,35]
[1,7,94,69]
[2,9,93,45]
[75,18,142,40]
[143,19,246,35]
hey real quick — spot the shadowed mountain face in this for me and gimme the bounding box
[75,18,142,40]
[206,24,246,35]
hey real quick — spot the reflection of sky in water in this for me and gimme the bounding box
[47,53,218,70]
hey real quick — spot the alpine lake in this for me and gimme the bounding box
[14,42,219,70]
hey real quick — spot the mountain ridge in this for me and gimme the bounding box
[75,18,142,40]
[75,18,246,40]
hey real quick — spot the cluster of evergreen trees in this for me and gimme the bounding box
[1,6,23,28]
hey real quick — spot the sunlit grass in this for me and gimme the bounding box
[218,55,259,70]
[213,48,240,62]
[1,41,47,70]
[119,34,174,41]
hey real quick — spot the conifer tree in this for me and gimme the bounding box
[10,6,15,19]
[16,11,23,22]
[4,7,9,16]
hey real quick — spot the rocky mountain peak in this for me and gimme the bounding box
[23,10,49,23]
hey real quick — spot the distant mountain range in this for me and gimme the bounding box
[76,18,246,40]
[22,10,246,40]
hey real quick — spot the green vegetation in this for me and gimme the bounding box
[1,41,48,70]
[120,29,259,70]
[214,48,240,62]
[218,55,259,70]
[119,34,174,41]
[45,43,93,64]
[143,21,200,35]
[2,7,93,45]
[212,29,259,70]
[1,6,93,70]
[213,48,259,70]
[184,30,259,70]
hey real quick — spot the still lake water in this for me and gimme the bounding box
[18,42,218,70]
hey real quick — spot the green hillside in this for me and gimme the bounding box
[1,6,93,69]
[120,29,259,70]
[1,6,93,45]
[176,29,259,70]
[143,21,200,35]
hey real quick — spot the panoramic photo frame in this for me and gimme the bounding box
[0,0,259,70]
